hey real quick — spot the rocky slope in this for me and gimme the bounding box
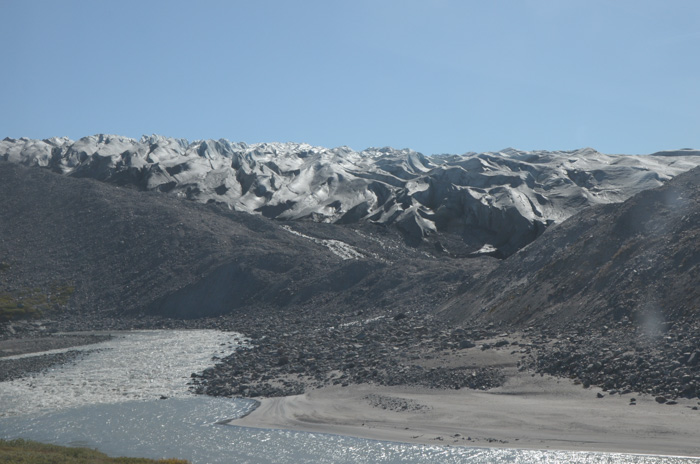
[3,135,699,257]
[440,166,700,329]
[0,162,489,322]
[429,167,700,401]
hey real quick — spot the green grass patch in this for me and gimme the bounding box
[0,293,42,322]
[0,438,190,463]
[0,284,75,323]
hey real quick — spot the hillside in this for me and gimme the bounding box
[194,169,700,401]
[440,166,700,329]
[0,162,489,323]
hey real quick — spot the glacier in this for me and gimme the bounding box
[2,134,699,257]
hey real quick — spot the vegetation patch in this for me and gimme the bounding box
[0,284,75,322]
[0,438,189,463]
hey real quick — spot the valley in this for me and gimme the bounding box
[1,138,700,459]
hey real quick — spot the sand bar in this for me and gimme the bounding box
[233,349,700,457]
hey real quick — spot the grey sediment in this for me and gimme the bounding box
[3,309,699,409]
[190,308,700,406]
[217,399,261,425]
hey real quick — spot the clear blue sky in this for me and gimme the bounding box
[1,0,699,155]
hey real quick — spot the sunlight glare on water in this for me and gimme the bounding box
[0,329,246,416]
[1,330,698,464]
[1,397,697,464]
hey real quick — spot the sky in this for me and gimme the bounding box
[1,0,699,155]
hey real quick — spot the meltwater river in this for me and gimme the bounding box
[0,330,698,464]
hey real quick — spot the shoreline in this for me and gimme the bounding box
[4,328,700,457]
[0,333,114,382]
[0,333,113,358]
[231,363,700,457]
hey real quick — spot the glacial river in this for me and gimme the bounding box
[0,330,698,464]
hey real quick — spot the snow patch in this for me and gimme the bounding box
[281,225,365,260]
[471,244,498,256]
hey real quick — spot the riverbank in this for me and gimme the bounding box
[0,333,113,382]
[4,315,700,458]
[232,347,700,457]
[3,324,700,459]
[0,333,112,357]
[0,438,189,464]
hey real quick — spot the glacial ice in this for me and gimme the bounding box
[2,135,698,256]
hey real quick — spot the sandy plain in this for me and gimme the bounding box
[233,346,700,457]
